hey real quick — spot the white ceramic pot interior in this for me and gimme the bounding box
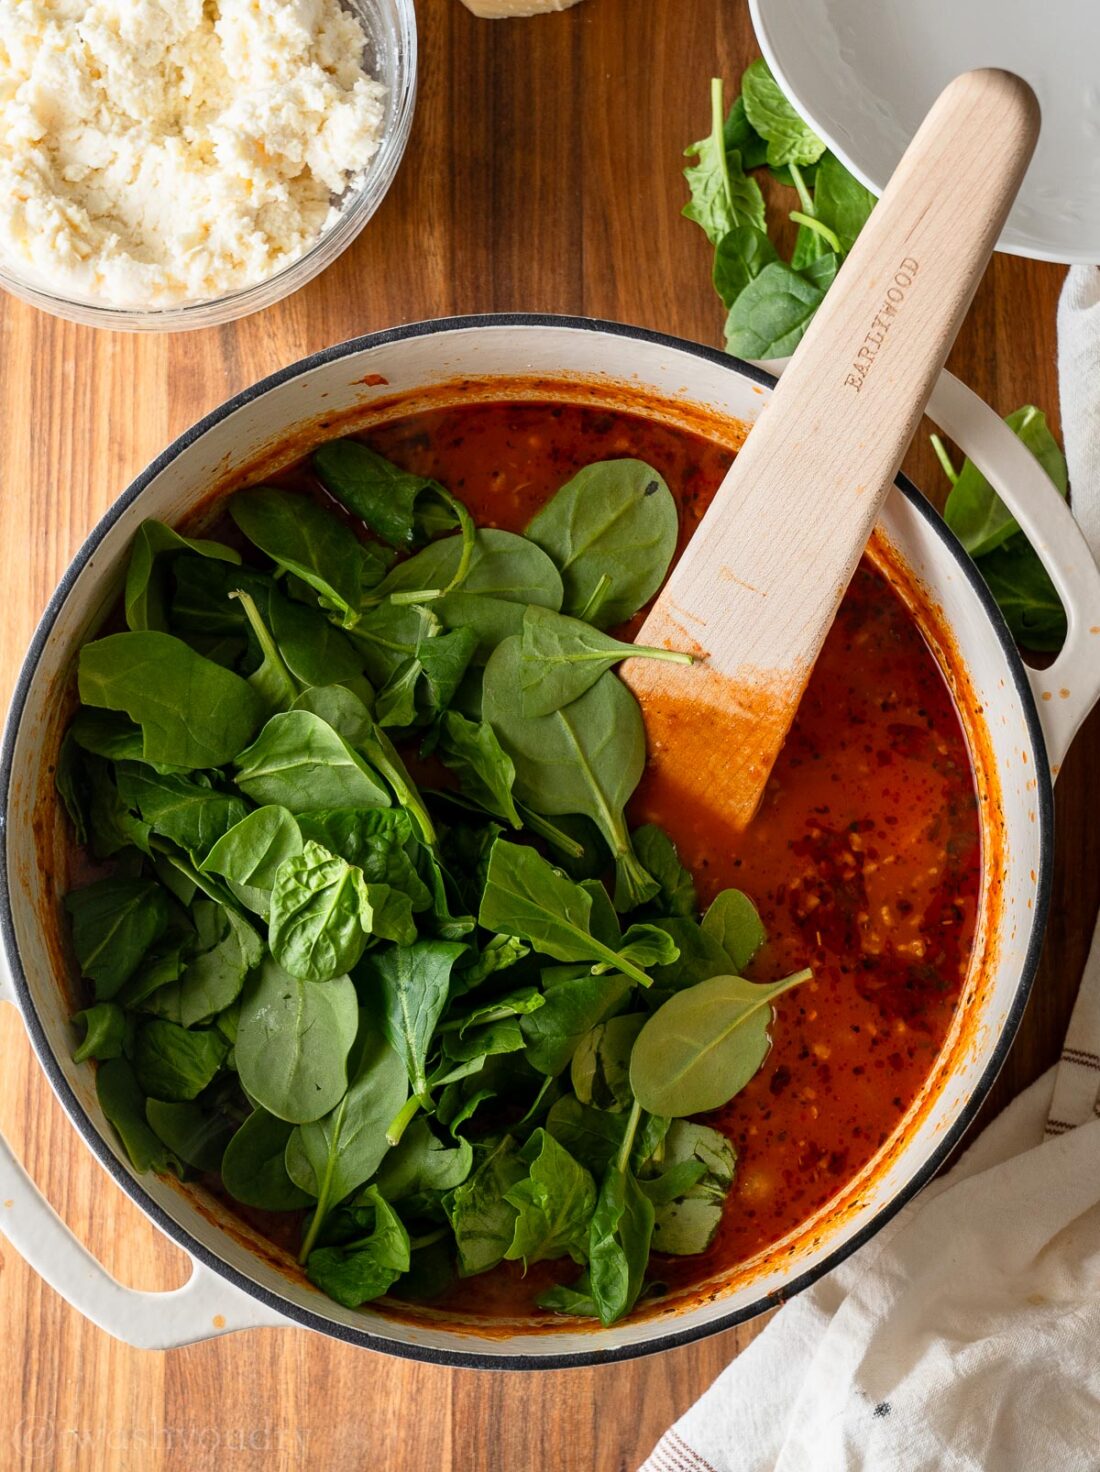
[3,321,1048,1362]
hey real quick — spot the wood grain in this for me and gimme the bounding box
[0,3,1093,1469]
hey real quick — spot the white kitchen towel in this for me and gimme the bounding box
[642,264,1100,1472]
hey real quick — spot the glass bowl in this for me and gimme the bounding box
[0,0,417,332]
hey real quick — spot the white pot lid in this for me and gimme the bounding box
[750,0,1100,265]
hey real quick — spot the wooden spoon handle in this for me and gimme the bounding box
[626,69,1039,825]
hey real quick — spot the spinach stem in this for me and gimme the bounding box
[409,1227,450,1252]
[710,77,732,217]
[788,211,841,254]
[930,433,960,486]
[516,806,585,860]
[617,1097,643,1174]
[386,1094,422,1147]
[787,161,814,216]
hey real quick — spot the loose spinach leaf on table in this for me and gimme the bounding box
[683,77,766,245]
[630,969,812,1117]
[125,519,241,634]
[724,260,826,359]
[483,641,657,911]
[79,632,266,771]
[236,957,359,1123]
[65,877,170,998]
[977,538,1068,652]
[518,605,691,718]
[713,223,779,309]
[741,58,825,168]
[943,406,1068,558]
[524,459,678,629]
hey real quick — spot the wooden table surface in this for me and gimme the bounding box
[0,2,1094,1468]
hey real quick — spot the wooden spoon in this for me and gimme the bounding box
[621,69,1039,830]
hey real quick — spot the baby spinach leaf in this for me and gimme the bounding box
[230,488,380,627]
[503,1129,596,1267]
[236,957,359,1123]
[944,406,1068,558]
[647,917,736,993]
[132,1019,229,1102]
[571,1014,645,1112]
[436,711,522,827]
[144,902,262,1027]
[316,435,474,556]
[631,825,697,919]
[268,592,364,689]
[724,260,826,359]
[145,1098,234,1173]
[811,151,877,256]
[645,1120,736,1256]
[297,808,429,912]
[234,709,391,813]
[221,1107,312,1209]
[447,1137,525,1277]
[585,1103,654,1325]
[114,765,249,858]
[454,934,530,997]
[375,1116,473,1201]
[630,969,812,1117]
[683,78,766,244]
[484,642,657,911]
[291,684,435,846]
[545,1094,627,1176]
[65,878,170,998]
[96,1058,184,1176]
[518,605,692,718]
[372,528,562,611]
[978,536,1067,652]
[231,590,299,713]
[431,591,527,664]
[79,632,266,770]
[478,841,654,987]
[305,1186,410,1308]
[521,966,633,1077]
[201,805,304,919]
[70,709,158,767]
[72,1002,129,1062]
[524,460,678,630]
[269,840,413,983]
[614,924,680,972]
[713,223,779,309]
[701,889,766,971]
[125,519,240,633]
[287,1020,409,1256]
[362,940,467,1104]
[741,58,825,168]
[169,557,275,640]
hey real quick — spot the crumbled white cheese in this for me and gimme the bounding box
[0,0,387,308]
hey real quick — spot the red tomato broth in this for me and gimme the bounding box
[323,400,979,1316]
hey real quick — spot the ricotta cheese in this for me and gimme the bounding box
[0,0,387,308]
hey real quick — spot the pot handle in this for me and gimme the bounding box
[925,371,1100,773]
[0,989,293,1348]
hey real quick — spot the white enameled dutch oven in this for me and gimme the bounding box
[2,317,1100,1366]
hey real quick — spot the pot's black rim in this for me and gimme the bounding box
[0,312,1054,1369]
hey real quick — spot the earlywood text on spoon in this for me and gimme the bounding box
[844,258,920,392]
